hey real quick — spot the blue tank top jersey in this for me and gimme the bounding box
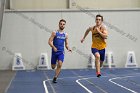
[53,31,66,52]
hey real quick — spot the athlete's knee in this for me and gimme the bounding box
[57,61,63,68]
[57,64,62,68]
[95,54,100,60]
[57,65,61,69]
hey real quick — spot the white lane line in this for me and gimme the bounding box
[109,76,138,93]
[43,80,49,93]
[43,71,140,93]
[43,75,95,93]
[76,76,108,93]
[76,78,93,93]
[43,72,56,93]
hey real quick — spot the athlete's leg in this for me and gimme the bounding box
[99,49,105,67]
[92,48,101,77]
[53,60,63,83]
[53,52,64,83]
[94,52,101,76]
[51,53,57,69]
[54,60,63,78]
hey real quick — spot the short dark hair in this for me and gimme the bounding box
[96,14,103,21]
[59,19,66,24]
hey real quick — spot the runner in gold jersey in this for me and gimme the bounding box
[81,14,108,77]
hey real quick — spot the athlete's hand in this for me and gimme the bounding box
[81,38,85,43]
[53,47,57,52]
[95,27,101,33]
[96,27,100,32]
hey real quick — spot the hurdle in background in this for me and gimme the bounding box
[12,53,25,70]
[37,53,50,70]
[125,51,138,68]
[12,53,50,70]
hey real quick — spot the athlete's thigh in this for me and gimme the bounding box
[51,53,58,65]
[99,49,105,61]
[58,52,64,62]
[91,48,100,58]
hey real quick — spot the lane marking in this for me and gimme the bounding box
[43,80,49,93]
[43,72,56,93]
[76,79,93,93]
[43,74,98,93]
[76,76,108,93]
[43,70,140,93]
[71,70,108,93]
[75,72,140,93]
[109,76,138,93]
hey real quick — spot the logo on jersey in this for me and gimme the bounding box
[56,36,66,39]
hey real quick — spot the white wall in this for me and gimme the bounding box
[74,0,140,9]
[0,9,140,70]
[9,0,140,9]
[10,0,68,9]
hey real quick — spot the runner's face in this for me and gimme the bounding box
[96,17,102,26]
[59,21,66,30]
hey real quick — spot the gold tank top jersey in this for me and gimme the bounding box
[91,26,106,50]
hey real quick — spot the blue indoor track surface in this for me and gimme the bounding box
[6,68,140,93]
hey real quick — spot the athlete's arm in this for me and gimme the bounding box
[65,33,72,52]
[48,31,57,52]
[81,27,91,43]
[96,26,108,39]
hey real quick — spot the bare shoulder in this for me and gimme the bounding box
[65,32,68,35]
[89,26,93,30]
[101,25,107,30]
[65,32,68,38]
[101,25,108,34]
[52,31,56,36]
[90,26,97,30]
[88,26,96,33]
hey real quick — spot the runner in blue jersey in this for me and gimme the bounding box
[48,19,72,83]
